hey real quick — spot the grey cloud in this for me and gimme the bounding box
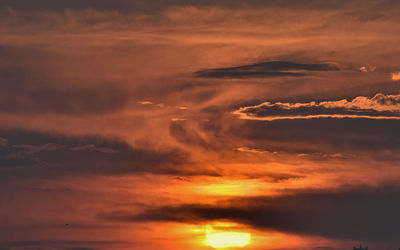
[13,143,65,153]
[194,61,340,79]
[0,129,198,180]
[0,0,395,12]
[237,171,306,182]
[70,144,116,154]
[230,118,400,156]
[0,240,114,250]
[102,185,400,243]
[0,0,138,11]
[189,99,400,158]
[0,136,6,146]
[65,248,96,250]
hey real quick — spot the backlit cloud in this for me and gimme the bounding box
[233,93,400,121]
[391,72,400,81]
[137,101,153,105]
[359,65,376,72]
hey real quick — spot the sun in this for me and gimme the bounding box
[204,224,251,249]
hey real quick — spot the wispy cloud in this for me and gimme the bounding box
[71,144,116,154]
[11,143,66,156]
[236,147,270,154]
[233,93,400,121]
[137,101,153,105]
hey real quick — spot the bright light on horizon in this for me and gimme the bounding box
[205,225,251,249]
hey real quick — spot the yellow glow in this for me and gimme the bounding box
[192,178,267,196]
[205,225,251,249]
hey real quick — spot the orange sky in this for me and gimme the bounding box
[0,1,400,250]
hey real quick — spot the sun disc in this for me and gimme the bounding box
[206,229,251,248]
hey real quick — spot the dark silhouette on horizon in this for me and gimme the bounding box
[354,244,368,250]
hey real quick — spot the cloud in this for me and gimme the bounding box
[65,248,97,250]
[233,93,400,121]
[0,1,399,249]
[0,129,197,179]
[10,143,66,159]
[230,117,400,159]
[359,66,368,73]
[236,147,271,154]
[359,65,376,72]
[71,144,116,154]
[13,143,65,152]
[0,136,6,146]
[0,240,112,250]
[0,0,395,12]
[194,61,340,79]
[102,185,400,242]
[169,122,209,148]
[391,72,400,81]
[137,101,153,105]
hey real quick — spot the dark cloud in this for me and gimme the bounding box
[246,172,306,182]
[194,61,340,79]
[181,99,400,159]
[102,185,400,242]
[0,0,137,11]
[65,248,96,250]
[0,129,198,180]
[0,0,394,12]
[0,136,6,146]
[226,93,400,157]
[0,240,118,250]
[230,117,400,156]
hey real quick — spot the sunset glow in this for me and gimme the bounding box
[206,231,251,249]
[205,225,251,249]
[1,1,400,250]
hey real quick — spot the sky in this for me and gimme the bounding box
[0,0,400,249]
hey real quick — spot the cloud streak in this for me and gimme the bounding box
[233,93,400,121]
[194,61,340,79]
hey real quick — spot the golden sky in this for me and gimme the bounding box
[0,1,400,249]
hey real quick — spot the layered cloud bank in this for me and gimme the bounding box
[103,185,400,242]
[234,93,400,121]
